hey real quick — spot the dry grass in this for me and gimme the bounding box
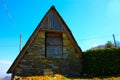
[14,74,120,80]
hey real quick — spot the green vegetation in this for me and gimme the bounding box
[83,48,120,77]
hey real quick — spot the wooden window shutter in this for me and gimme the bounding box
[46,32,62,58]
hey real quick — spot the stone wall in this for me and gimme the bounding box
[14,31,82,76]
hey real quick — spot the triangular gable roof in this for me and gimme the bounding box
[7,6,82,73]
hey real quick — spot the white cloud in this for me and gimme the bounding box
[0,60,12,65]
[93,44,98,47]
[0,73,11,78]
[0,60,12,78]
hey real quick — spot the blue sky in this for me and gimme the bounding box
[0,0,120,78]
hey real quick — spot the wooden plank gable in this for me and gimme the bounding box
[40,10,64,31]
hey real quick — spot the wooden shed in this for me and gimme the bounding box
[7,6,82,79]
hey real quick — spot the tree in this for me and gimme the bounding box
[105,41,115,48]
[91,41,115,50]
